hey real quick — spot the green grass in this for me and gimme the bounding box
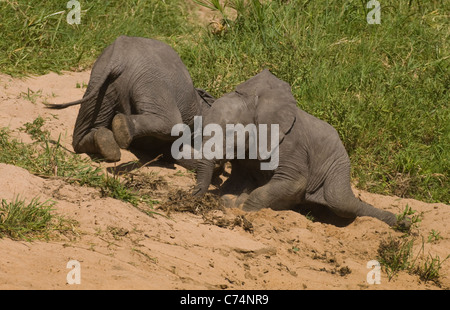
[377,234,449,285]
[377,235,415,281]
[0,195,78,241]
[1,121,103,187]
[378,204,448,286]
[0,196,55,240]
[0,118,142,206]
[0,0,193,75]
[0,0,448,203]
[0,117,156,240]
[186,0,449,204]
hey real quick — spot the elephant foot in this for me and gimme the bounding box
[94,128,121,162]
[112,113,134,149]
[221,194,237,208]
[220,193,250,210]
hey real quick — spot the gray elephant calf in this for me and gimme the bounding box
[194,70,400,227]
[47,36,214,163]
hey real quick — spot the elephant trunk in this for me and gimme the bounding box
[193,159,216,196]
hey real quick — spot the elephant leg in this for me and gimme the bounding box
[243,175,307,211]
[111,113,135,149]
[220,163,257,196]
[221,192,249,208]
[236,192,250,207]
[221,194,238,208]
[322,164,398,226]
[72,78,119,161]
[75,127,121,162]
[112,110,183,149]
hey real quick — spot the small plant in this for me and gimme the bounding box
[173,170,185,177]
[101,173,140,207]
[394,204,422,232]
[0,196,55,240]
[378,235,448,285]
[20,88,42,104]
[305,211,316,222]
[377,235,414,281]
[427,229,442,243]
[75,82,88,89]
[21,116,49,142]
[413,253,449,285]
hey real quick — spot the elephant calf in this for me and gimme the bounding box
[194,69,402,227]
[47,36,214,164]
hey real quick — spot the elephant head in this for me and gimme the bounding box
[193,69,297,195]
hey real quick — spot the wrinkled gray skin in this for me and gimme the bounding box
[47,36,214,167]
[194,69,400,227]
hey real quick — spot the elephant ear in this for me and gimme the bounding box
[236,69,298,152]
[196,88,215,106]
[254,91,297,147]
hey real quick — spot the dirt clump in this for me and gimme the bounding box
[159,189,224,215]
[124,170,169,198]
[159,189,254,232]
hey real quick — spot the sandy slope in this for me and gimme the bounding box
[0,72,448,290]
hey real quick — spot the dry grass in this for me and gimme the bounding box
[159,189,253,232]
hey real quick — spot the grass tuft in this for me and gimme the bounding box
[378,234,449,286]
[0,196,55,240]
[0,118,143,207]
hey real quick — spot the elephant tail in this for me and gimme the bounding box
[44,65,121,110]
[44,99,85,109]
[45,39,123,110]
